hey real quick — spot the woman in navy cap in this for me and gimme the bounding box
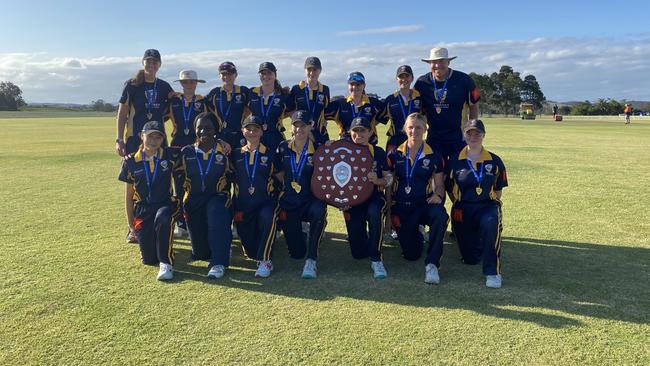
[247,62,290,153]
[230,115,280,278]
[387,113,449,284]
[340,116,391,279]
[116,49,174,243]
[179,112,233,279]
[287,57,331,145]
[206,61,251,149]
[118,120,182,281]
[167,70,209,238]
[382,65,423,154]
[274,110,327,279]
[448,119,508,288]
[325,71,386,145]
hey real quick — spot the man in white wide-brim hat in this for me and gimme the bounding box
[414,47,480,169]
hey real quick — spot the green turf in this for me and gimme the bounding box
[1,116,648,365]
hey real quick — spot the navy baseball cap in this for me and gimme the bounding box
[304,57,322,70]
[396,65,413,77]
[142,49,161,62]
[291,110,312,125]
[464,119,486,134]
[347,71,365,84]
[142,121,165,135]
[219,61,237,74]
[242,115,264,128]
[258,62,277,73]
[350,116,371,130]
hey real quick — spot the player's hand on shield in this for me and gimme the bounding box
[367,171,380,185]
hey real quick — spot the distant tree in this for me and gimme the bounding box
[491,66,522,116]
[0,81,26,111]
[469,72,497,116]
[91,99,117,112]
[520,75,546,110]
[559,105,572,115]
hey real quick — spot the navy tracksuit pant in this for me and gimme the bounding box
[451,201,503,275]
[344,197,386,262]
[391,202,449,267]
[279,199,327,260]
[133,202,179,266]
[185,195,233,267]
[234,201,279,261]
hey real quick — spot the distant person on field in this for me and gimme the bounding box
[552,104,559,118]
[624,104,632,124]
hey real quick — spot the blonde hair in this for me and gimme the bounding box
[402,112,428,133]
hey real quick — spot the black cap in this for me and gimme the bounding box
[464,119,486,134]
[349,116,371,130]
[242,115,264,128]
[304,57,322,70]
[291,110,312,125]
[258,62,277,73]
[219,61,237,74]
[142,49,161,62]
[396,65,413,77]
[347,71,365,84]
[142,120,165,135]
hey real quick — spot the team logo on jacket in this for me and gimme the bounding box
[485,164,493,175]
[414,100,421,107]
[318,94,324,102]
[160,160,169,170]
[215,155,224,164]
[194,102,202,110]
[235,94,242,103]
[422,159,430,167]
[273,98,280,105]
[364,107,371,113]
[260,156,268,164]
[307,156,313,165]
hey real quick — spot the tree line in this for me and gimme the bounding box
[469,65,546,116]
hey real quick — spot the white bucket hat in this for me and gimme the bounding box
[175,69,205,83]
[421,47,457,62]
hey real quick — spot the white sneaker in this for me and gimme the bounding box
[425,263,440,284]
[486,274,502,289]
[255,260,273,278]
[371,261,387,279]
[302,259,317,279]
[207,265,225,279]
[157,263,173,281]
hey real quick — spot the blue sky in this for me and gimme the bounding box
[1,0,649,103]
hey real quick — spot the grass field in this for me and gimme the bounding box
[1,113,648,365]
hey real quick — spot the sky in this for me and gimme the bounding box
[1,0,649,104]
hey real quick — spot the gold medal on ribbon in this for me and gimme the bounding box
[291,181,302,193]
[476,187,482,195]
[248,186,255,195]
[435,107,442,114]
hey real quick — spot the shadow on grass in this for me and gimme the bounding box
[168,233,649,329]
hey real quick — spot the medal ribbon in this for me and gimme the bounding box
[304,84,320,117]
[405,143,424,189]
[244,149,259,189]
[195,144,216,192]
[181,95,196,133]
[219,88,234,123]
[145,78,158,118]
[466,159,484,189]
[290,141,309,183]
[397,91,413,121]
[259,90,275,124]
[141,149,161,198]
[431,74,449,104]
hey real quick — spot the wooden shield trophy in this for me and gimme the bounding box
[310,140,374,208]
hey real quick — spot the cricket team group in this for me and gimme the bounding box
[115,47,509,288]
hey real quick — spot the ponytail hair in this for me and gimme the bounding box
[274,79,289,96]
[130,69,145,87]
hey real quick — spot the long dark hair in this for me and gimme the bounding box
[130,70,145,87]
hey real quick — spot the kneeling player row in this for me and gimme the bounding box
[119,112,508,287]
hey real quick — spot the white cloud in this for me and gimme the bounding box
[336,25,424,37]
[1,34,650,104]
